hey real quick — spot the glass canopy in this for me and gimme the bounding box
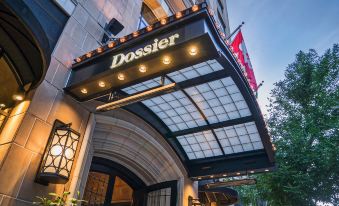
[122,60,263,161]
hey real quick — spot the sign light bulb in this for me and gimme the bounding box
[162,56,171,65]
[98,81,106,88]
[139,65,147,73]
[81,88,88,94]
[118,73,125,80]
[189,46,198,56]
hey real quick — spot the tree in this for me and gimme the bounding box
[238,44,339,205]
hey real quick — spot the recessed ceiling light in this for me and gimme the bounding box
[198,177,202,180]
[189,46,198,56]
[98,81,106,88]
[162,56,171,65]
[86,52,92,58]
[222,174,227,177]
[236,172,241,175]
[265,169,269,172]
[118,73,125,81]
[139,65,147,73]
[210,175,214,178]
[81,88,88,94]
[250,171,254,173]
[120,37,126,43]
[76,57,81,63]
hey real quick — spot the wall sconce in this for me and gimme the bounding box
[36,120,80,185]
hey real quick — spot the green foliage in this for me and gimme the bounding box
[238,44,339,205]
[33,191,87,206]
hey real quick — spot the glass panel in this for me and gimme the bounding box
[167,60,223,82]
[185,77,251,124]
[147,187,171,206]
[214,122,264,154]
[111,176,133,205]
[177,130,223,160]
[143,91,206,132]
[83,172,110,206]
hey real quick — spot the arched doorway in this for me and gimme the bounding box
[82,157,178,206]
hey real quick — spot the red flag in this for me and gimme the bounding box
[230,30,258,91]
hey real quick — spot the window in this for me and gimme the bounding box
[83,172,134,206]
[54,0,76,16]
[139,0,173,28]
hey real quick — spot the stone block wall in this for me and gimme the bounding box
[0,0,142,205]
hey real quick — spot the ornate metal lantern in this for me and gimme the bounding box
[36,120,80,185]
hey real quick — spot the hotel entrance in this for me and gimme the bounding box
[82,157,177,206]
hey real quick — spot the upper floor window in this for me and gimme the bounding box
[54,0,76,16]
[139,0,173,29]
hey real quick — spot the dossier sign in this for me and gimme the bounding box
[110,33,180,69]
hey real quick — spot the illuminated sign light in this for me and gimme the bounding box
[110,33,180,69]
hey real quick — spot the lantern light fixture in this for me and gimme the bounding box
[36,120,80,185]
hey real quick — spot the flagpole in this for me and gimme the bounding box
[226,21,245,40]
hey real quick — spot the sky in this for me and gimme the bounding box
[226,0,339,115]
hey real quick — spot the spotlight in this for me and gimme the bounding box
[189,46,198,56]
[98,81,106,88]
[175,12,182,19]
[97,47,103,53]
[108,42,115,48]
[139,65,147,73]
[192,5,199,12]
[132,31,139,37]
[146,25,153,31]
[162,56,171,65]
[120,37,126,43]
[81,88,88,94]
[160,18,167,25]
[118,73,125,80]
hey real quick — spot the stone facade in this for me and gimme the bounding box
[0,0,142,205]
[0,0,200,205]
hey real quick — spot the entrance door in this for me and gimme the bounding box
[82,157,178,206]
